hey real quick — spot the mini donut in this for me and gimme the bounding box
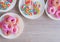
[53,0,60,8]
[48,0,54,7]
[4,15,17,25]
[48,6,56,15]
[1,23,13,31]
[12,25,18,34]
[2,29,11,36]
[1,23,13,35]
[1,22,18,35]
[7,16,16,24]
[3,15,8,23]
[55,10,60,18]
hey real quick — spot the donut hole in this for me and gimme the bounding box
[51,9,54,12]
[11,19,15,22]
[6,30,11,35]
[11,18,16,24]
[8,24,12,29]
[13,28,16,33]
[56,1,59,4]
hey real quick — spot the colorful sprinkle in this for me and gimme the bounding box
[21,0,41,16]
[0,0,13,10]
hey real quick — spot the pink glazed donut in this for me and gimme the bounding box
[1,22,18,35]
[55,10,60,18]
[48,0,54,7]
[4,15,17,25]
[1,23,13,35]
[12,25,18,34]
[53,0,60,8]
[48,6,56,15]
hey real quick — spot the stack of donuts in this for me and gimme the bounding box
[47,0,60,18]
[0,15,19,36]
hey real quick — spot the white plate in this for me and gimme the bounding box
[19,0,45,19]
[0,0,17,12]
[45,1,60,20]
[0,12,24,39]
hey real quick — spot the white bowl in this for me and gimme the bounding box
[19,0,45,19]
[45,1,60,20]
[0,12,24,39]
[0,0,17,12]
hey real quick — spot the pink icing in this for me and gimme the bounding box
[4,15,16,24]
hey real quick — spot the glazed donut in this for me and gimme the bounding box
[53,0,60,8]
[48,0,54,7]
[12,25,18,34]
[3,15,10,24]
[48,6,56,15]
[1,23,13,35]
[1,23,13,31]
[1,23,18,35]
[2,29,11,36]
[8,16,16,24]
[4,15,17,25]
[55,10,60,18]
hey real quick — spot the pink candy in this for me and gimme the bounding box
[4,15,17,24]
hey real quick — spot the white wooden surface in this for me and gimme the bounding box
[0,0,60,42]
